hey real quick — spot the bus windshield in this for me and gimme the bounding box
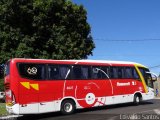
[139,67,153,88]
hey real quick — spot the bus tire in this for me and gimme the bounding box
[61,99,75,115]
[133,94,141,105]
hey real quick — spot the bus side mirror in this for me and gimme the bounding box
[151,75,157,81]
[146,72,158,81]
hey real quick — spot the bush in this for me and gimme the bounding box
[0,97,5,103]
[0,80,5,103]
[0,64,4,78]
[0,79,4,92]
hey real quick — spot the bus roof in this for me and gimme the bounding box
[10,58,147,68]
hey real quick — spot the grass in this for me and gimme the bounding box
[0,103,8,116]
[0,78,8,117]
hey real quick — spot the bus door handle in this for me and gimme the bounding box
[40,103,46,105]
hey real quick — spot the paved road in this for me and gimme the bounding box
[7,99,160,120]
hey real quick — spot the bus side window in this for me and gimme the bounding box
[72,66,82,79]
[124,67,133,79]
[72,65,91,79]
[59,65,71,79]
[92,66,101,79]
[48,65,70,80]
[117,67,125,79]
[18,63,45,80]
[48,65,59,79]
[81,66,91,79]
[110,67,118,79]
[132,68,140,80]
[101,67,109,79]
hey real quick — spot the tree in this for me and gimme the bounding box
[0,79,4,91]
[0,0,95,63]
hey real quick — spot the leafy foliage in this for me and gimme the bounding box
[0,79,4,91]
[0,0,95,63]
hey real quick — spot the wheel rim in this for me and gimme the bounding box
[136,97,140,103]
[64,103,73,113]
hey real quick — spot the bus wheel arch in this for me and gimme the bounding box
[60,98,76,115]
[133,93,142,105]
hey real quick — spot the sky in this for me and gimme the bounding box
[72,0,160,75]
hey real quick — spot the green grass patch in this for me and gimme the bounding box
[0,103,8,116]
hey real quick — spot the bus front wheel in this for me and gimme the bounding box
[133,94,142,105]
[61,99,75,115]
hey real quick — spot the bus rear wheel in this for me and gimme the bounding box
[61,100,75,115]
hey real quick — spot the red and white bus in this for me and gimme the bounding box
[4,58,156,114]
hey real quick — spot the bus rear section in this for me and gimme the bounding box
[4,61,18,114]
[4,60,64,114]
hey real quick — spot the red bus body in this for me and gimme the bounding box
[4,58,154,114]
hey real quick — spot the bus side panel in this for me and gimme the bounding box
[18,79,39,114]
[38,80,64,113]
[18,79,65,113]
[64,79,113,108]
[111,79,145,103]
[111,79,128,103]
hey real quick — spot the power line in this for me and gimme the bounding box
[149,65,160,69]
[94,38,160,42]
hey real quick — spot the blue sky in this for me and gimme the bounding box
[72,0,160,75]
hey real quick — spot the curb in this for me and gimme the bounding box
[154,97,160,99]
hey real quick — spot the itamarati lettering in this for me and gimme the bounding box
[117,82,130,86]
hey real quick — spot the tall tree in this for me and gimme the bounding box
[0,0,95,63]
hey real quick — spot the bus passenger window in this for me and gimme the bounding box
[133,68,139,79]
[59,65,71,79]
[72,66,82,79]
[110,67,118,79]
[18,63,45,80]
[101,67,109,79]
[72,66,90,79]
[117,67,125,79]
[92,67,101,79]
[81,66,91,79]
[124,67,133,78]
[48,65,70,80]
[48,65,59,79]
